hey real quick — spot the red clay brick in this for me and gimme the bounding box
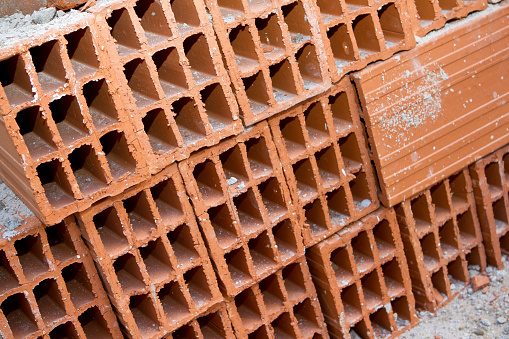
[75,164,222,337]
[268,77,379,247]
[179,122,304,297]
[394,168,487,312]
[471,275,490,292]
[306,207,418,338]
[0,216,122,339]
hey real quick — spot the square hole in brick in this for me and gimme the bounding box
[378,3,405,47]
[93,207,129,257]
[184,266,213,309]
[158,280,191,324]
[234,188,265,235]
[370,307,393,337]
[259,274,285,316]
[361,270,383,311]
[466,245,484,269]
[304,102,329,147]
[430,182,452,224]
[410,194,432,235]
[431,267,448,302]
[184,34,217,85]
[282,262,307,303]
[315,145,341,188]
[382,258,405,298]
[230,25,259,74]
[248,326,271,338]
[1,293,39,338]
[294,298,321,337]
[50,322,80,338]
[0,54,35,106]
[316,0,343,23]
[351,231,375,275]
[352,14,380,56]
[282,1,312,45]
[373,219,396,261]
[352,319,371,338]
[486,162,503,196]
[201,83,234,131]
[173,324,198,338]
[248,231,277,275]
[329,91,353,135]
[457,208,479,246]
[107,8,141,57]
[259,178,288,223]
[169,0,200,33]
[173,96,207,146]
[114,253,146,295]
[124,58,160,108]
[414,0,435,25]
[15,105,58,160]
[82,79,119,131]
[208,203,239,250]
[150,178,185,225]
[225,247,253,288]
[0,250,19,294]
[167,224,200,270]
[439,220,459,260]
[503,153,509,185]
[140,238,173,284]
[279,116,307,161]
[129,294,160,337]
[37,159,75,208]
[34,278,66,325]
[293,158,318,202]
[193,159,224,207]
[272,219,299,261]
[449,171,469,210]
[198,310,230,337]
[235,288,263,333]
[447,256,468,287]
[68,145,108,195]
[349,172,373,211]
[330,246,354,288]
[45,222,77,263]
[256,14,285,61]
[49,95,89,146]
[242,71,271,114]
[245,136,273,179]
[124,191,157,241]
[341,284,363,325]
[304,199,328,238]
[216,0,244,22]
[30,40,67,93]
[143,107,179,153]
[61,262,95,309]
[14,234,49,281]
[100,130,137,180]
[296,43,323,90]
[326,186,351,227]
[79,306,112,338]
[338,133,363,173]
[500,232,509,253]
[220,145,249,192]
[65,28,99,78]
[152,47,188,98]
[134,0,173,46]
[391,296,411,328]
[420,233,440,271]
[327,23,356,69]
[438,0,460,12]
[270,59,298,104]
[272,312,298,337]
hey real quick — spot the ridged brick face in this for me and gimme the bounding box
[75,164,222,338]
[394,168,487,312]
[0,217,122,339]
[306,208,418,338]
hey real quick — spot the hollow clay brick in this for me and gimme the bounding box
[469,144,509,269]
[352,3,509,207]
[225,256,327,338]
[204,0,332,126]
[75,164,222,338]
[268,77,379,247]
[0,14,149,225]
[89,0,243,174]
[0,216,122,339]
[179,121,304,297]
[471,275,490,292]
[394,168,487,312]
[306,207,418,338]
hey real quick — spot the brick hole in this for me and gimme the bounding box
[143,108,179,153]
[449,171,469,210]
[349,172,372,211]
[485,162,503,196]
[370,307,393,337]
[102,130,138,181]
[352,14,380,56]
[282,1,312,46]
[152,47,188,98]
[410,194,432,235]
[201,83,234,131]
[129,294,160,337]
[184,34,217,84]
[82,79,119,131]
[390,296,411,328]
[327,23,357,70]
[46,222,77,263]
[15,106,57,160]
[173,323,198,338]
[220,144,249,192]
[184,266,213,308]
[0,250,19,294]
[271,312,298,337]
[64,28,99,78]
[169,0,201,33]
[341,284,363,324]
[229,25,259,73]
[242,71,271,114]
[234,189,265,235]
[315,145,341,188]
[14,234,49,281]
[259,178,288,223]
[245,136,273,179]
[503,153,509,186]
[93,207,129,257]
[361,270,383,310]
[420,233,440,271]
[377,3,405,47]
[78,306,112,338]
[255,14,285,61]
[107,8,141,57]
[235,288,263,333]
[326,186,351,227]
[197,310,227,337]
[351,319,370,338]
[438,220,459,260]
[140,238,173,283]
[431,268,448,301]
[61,262,95,309]
[373,219,396,260]
[457,208,479,246]
[29,40,67,93]
[338,133,363,173]
[208,204,239,250]
[124,191,157,241]
[316,0,343,23]
[248,231,277,275]
[1,293,39,338]
[272,219,299,261]
[34,278,66,325]
[124,58,160,108]
[500,232,509,253]
[304,199,328,237]
[49,95,89,146]
[158,280,191,324]
[248,326,270,338]
[173,97,207,145]
[304,102,329,147]
[193,159,224,207]
[282,262,307,303]
[293,158,318,202]
[225,247,253,287]
[414,0,435,25]
[329,91,353,135]
[447,256,468,287]
[113,253,146,295]
[150,178,185,225]
[294,298,321,336]
[330,246,354,288]
[382,258,404,298]
[351,231,375,274]
[167,224,199,270]
[430,181,451,224]
[466,246,484,268]
[259,274,285,316]
[68,145,108,195]
[296,43,323,89]
[279,116,307,161]
[49,322,79,338]
[269,59,298,104]
[37,159,75,208]
[134,0,173,47]
[438,0,460,12]
[0,54,35,106]
[216,0,245,23]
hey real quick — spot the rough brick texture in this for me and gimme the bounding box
[269,77,379,247]
[307,208,418,338]
[0,216,122,339]
[394,168,487,312]
[76,164,222,338]
[180,122,304,297]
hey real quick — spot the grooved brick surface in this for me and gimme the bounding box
[76,164,222,338]
[225,256,327,338]
[0,216,122,339]
[307,208,418,338]
[179,122,304,297]
[394,168,487,312]
[269,77,379,247]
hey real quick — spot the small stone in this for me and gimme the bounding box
[435,335,441,339]
[481,319,491,327]
[31,7,57,24]
[502,287,508,292]
[497,317,507,324]
[471,275,490,292]
[473,329,485,336]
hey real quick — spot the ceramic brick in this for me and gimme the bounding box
[306,208,418,338]
[352,3,509,207]
[394,168,487,312]
[75,164,222,338]
[269,77,379,247]
[179,122,304,297]
[204,0,332,126]
[0,216,122,339]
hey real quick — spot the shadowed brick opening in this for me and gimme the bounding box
[447,256,468,284]
[259,274,285,316]
[414,0,435,24]
[1,293,38,338]
[373,219,396,260]
[431,182,451,224]
[439,220,459,259]
[216,0,244,22]
[150,178,185,224]
[134,0,173,47]
[235,288,263,333]
[382,258,405,297]
[316,0,343,23]
[169,0,201,33]
[78,306,111,338]
[352,14,380,54]
[282,1,312,45]
[248,231,277,275]
[83,79,119,131]
[184,34,217,84]
[173,97,207,145]
[305,199,328,237]
[46,222,77,263]
[352,231,375,274]
[34,278,66,325]
[326,186,350,225]
[272,312,297,337]
[193,159,224,207]
[295,298,321,336]
[371,307,393,337]
[361,270,383,310]
[167,224,199,270]
[37,159,74,208]
[503,154,509,184]
[234,189,265,235]
[500,232,509,253]
[220,144,249,191]
[68,145,108,195]
[130,294,160,337]
[391,296,411,328]
[493,197,509,234]
[93,207,129,257]
[208,204,239,250]
[304,102,329,147]
[184,266,213,308]
[30,40,67,93]
[0,54,35,106]
[420,233,440,271]
[230,25,259,73]
[249,325,270,338]
[328,24,357,69]
[352,319,371,338]
[124,190,157,241]
[14,234,49,281]
[158,280,190,324]
[485,162,503,195]
[140,238,173,283]
[256,14,285,61]
[330,246,354,288]
[245,136,273,179]
[270,59,298,103]
[49,95,89,146]
[338,133,362,173]
[457,208,478,247]
[438,0,460,11]
[282,262,307,303]
[449,171,469,210]
[466,246,484,267]
[225,247,252,288]
[201,83,234,130]
[143,108,179,153]
[198,311,229,337]
[349,172,372,211]
[152,47,188,98]
[431,267,448,300]
[0,250,19,294]
[296,43,323,90]
[411,195,431,234]
[65,28,99,78]
[329,91,353,135]
[107,8,141,57]
[102,130,137,180]
[242,71,270,114]
[124,58,160,108]
[316,146,341,188]
[62,262,95,309]
[273,219,299,261]
[280,116,306,161]
[49,322,80,339]
[342,284,363,324]
[113,253,145,295]
[259,178,287,222]
[173,324,197,338]
[15,105,57,160]
[293,158,318,201]
[378,3,405,46]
